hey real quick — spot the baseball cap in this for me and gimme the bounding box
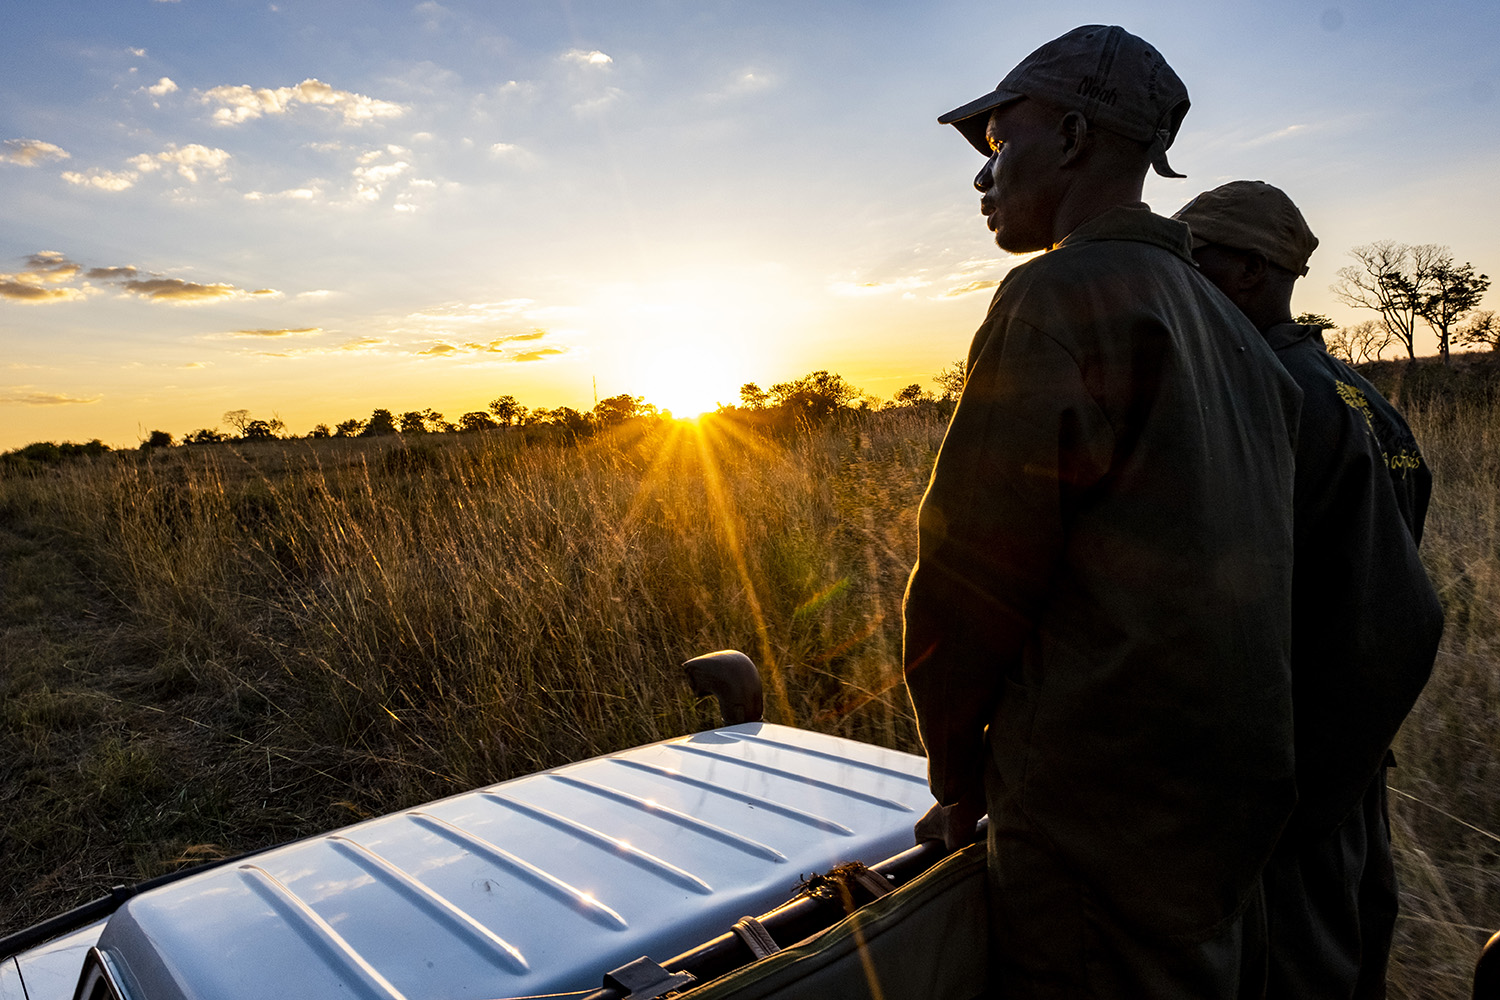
[1171,180,1319,276]
[939,25,1190,178]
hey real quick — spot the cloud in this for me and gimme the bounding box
[706,69,777,101]
[0,281,87,303]
[489,142,538,167]
[511,347,567,363]
[412,331,564,362]
[179,361,210,369]
[118,278,280,304]
[128,143,231,182]
[0,253,93,302]
[147,77,179,95]
[353,159,409,200]
[226,326,321,338]
[244,186,320,202]
[23,252,83,282]
[940,279,1001,298]
[62,168,138,191]
[828,276,930,296]
[563,49,613,66]
[203,78,405,125]
[338,337,387,351]
[0,390,101,405]
[2,252,283,307]
[62,142,231,192]
[1,139,70,166]
[574,87,623,114]
[1243,124,1308,147]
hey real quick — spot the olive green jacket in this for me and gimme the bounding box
[904,205,1302,940]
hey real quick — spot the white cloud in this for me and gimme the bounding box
[563,49,613,66]
[1244,124,1308,147]
[129,143,231,182]
[489,142,538,167]
[1,139,70,166]
[574,87,623,115]
[353,159,410,200]
[147,77,179,95]
[203,78,405,126]
[244,186,319,201]
[62,168,138,191]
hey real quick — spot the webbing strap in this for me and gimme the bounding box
[845,864,892,900]
[731,917,781,959]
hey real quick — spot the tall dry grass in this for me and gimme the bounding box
[0,411,942,930]
[2,399,1496,998]
[1387,397,1500,998]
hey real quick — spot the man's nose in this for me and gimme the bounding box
[973,155,996,192]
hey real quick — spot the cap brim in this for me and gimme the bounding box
[938,89,1024,156]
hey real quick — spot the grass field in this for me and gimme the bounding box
[2,397,1496,998]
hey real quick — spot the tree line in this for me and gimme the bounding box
[7,364,968,466]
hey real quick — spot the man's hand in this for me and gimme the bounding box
[914,791,986,852]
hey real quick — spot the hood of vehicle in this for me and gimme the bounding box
[93,723,932,1000]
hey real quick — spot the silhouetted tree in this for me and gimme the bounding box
[893,383,932,406]
[934,360,966,402]
[399,410,427,434]
[1294,313,1338,330]
[488,395,522,426]
[361,409,398,436]
[241,418,282,440]
[459,411,498,432]
[139,430,174,450]
[593,393,652,427]
[334,418,365,438]
[222,409,252,436]
[1417,258,1490,365]
[1454,310,1499,352]
[1324,320,1391,364]
[307,424,332,439]
[739,383,769,409]
[1333,241,1445,359]
[769,370,858,424]
[183,428,228,444]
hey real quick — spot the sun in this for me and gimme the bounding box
[602,281,763,418]
[634,345,743,418]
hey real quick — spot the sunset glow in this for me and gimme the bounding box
[2,2,1497,450]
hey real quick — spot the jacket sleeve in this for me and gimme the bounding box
[903,310,1114,805]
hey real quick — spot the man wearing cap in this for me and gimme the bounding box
[904,26,1303,996]
[1173,181,1443,999]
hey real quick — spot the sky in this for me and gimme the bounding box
[2,0,1498,450]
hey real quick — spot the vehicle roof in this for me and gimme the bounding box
[93,723,932,1000]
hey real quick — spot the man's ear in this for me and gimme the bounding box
[1058,110,1091,166]
[1239,252,1270,290]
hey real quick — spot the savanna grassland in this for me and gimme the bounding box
[2,376,1498,999]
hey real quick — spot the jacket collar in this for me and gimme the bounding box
[1263,322,1325,352]
[1055,203,1195,264]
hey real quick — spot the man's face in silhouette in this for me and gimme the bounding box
[975,99,1063,254]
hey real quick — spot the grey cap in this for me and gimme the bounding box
[1172,180,1319,276]
[939,25,1190,178]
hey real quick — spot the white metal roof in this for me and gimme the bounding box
[85,723,932,1000]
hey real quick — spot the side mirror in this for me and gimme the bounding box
[683,650,764,726]
[1475,928,1500,1000]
